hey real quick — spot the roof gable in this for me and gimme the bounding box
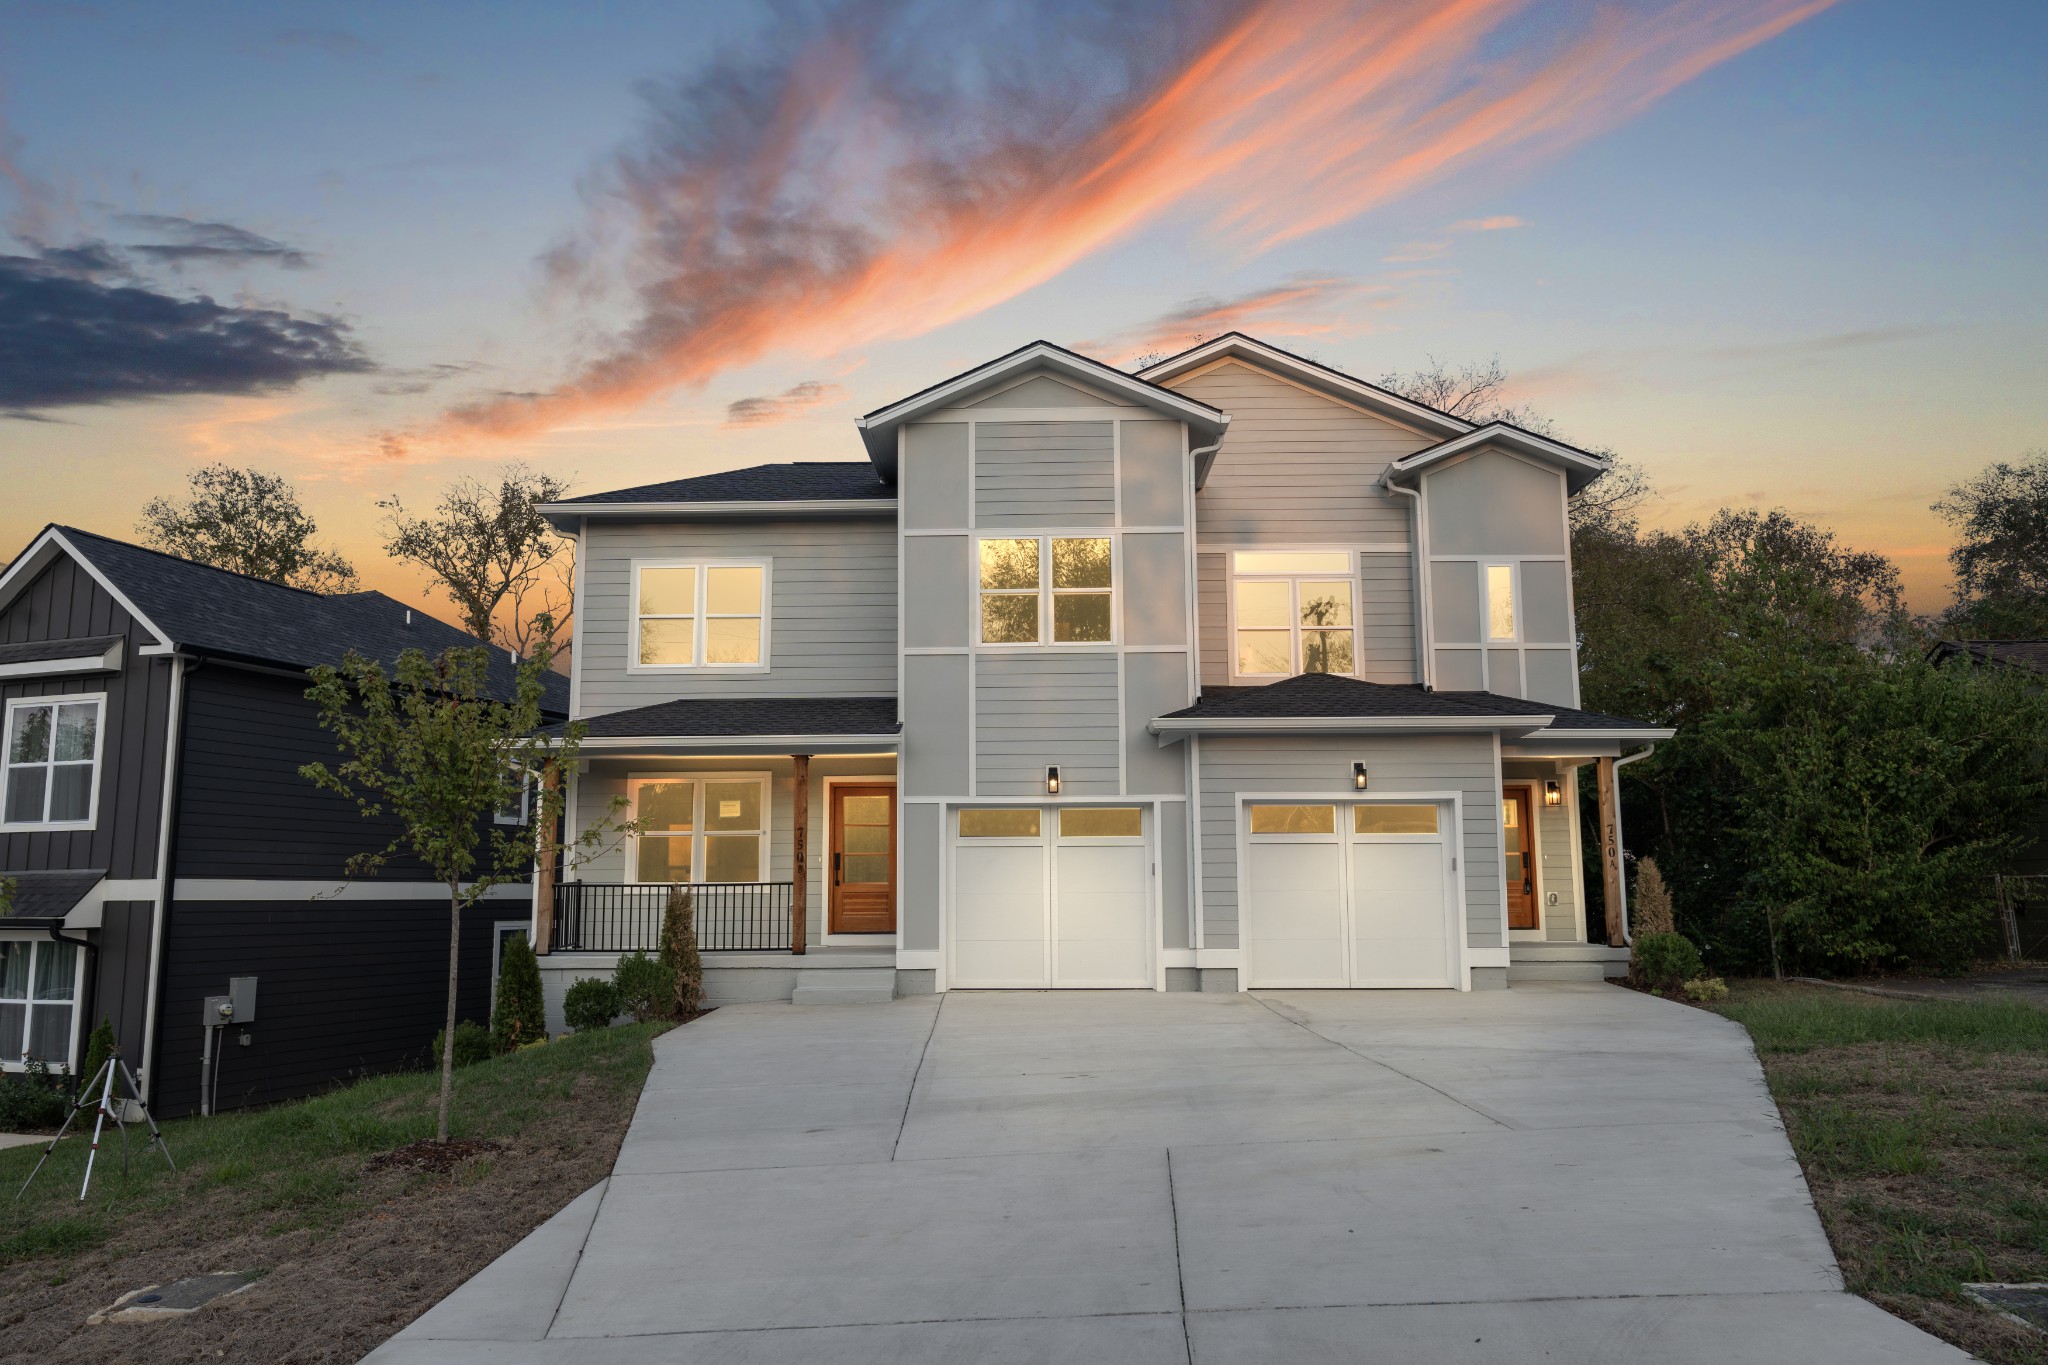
[1387,423,1610,494]
[1139,333,1472,441]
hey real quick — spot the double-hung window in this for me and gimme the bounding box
[978,537,1113,644]
[3,696,102,829]
[629,775,769,883]
[633,562,768,668]
[0,939,80,1068]
[1232,552,1356,678]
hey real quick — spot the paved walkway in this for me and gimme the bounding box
[364,985,1965,1363]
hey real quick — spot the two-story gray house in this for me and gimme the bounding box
[532,334,1669,1015]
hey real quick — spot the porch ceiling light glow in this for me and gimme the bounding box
[1045,765,1061,795]
[1544,779,1562,807]
[1352,762,1369,791]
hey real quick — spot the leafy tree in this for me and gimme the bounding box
[491,933,546,1053]
[300,628,628,1141]
[138,464,359,592]
[1932,449,2048,638]
[380,464,572,659]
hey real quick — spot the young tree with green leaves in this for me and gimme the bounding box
[138,464,360,592]
[300,628,627,1141]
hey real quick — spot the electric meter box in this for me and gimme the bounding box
[228,976,257,1024]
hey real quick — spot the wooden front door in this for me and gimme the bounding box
[1503,788,1538,931]
[829,785,897,934]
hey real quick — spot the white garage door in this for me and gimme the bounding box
[949,806,1152,989]
[1244,801,1456,989]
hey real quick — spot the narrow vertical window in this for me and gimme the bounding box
[979,538,1041,643]
[1486,564,1517,641]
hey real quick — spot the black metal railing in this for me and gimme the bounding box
[551,882,794,953]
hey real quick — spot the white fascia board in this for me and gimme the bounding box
[0,639,124,679]
[1137,335,1471,438]
[1148,714,1554,736]
[539,499,895,532]
[0,529,173,649]
[1528,727,1674,741]
[1386,424,1610,491]
[572,733,902,750]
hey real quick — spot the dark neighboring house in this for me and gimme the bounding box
[0,525,566,1117]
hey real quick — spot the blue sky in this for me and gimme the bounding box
[2,0,2042,609]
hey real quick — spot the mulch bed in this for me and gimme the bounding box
[363,1138,503,1175]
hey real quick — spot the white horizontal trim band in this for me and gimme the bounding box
[0,653,120,679]
[573,733,901,749]
[1150,715,1552,733]
[175,880,532,902]
[540,500,896,517]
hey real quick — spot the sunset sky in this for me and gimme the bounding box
[3,0,2042,614]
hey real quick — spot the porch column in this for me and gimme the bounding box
[1596,756,1626,947]
[791,754,811,955]
[533,761,561,956]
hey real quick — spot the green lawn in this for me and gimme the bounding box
[1715,981,2048,1365]
[0,1021,666,1362]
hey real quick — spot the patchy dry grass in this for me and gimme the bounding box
[0,1021,667,1363]
[1718,980,2048,1364]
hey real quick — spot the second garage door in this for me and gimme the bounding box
[949,805,1152,989]
[1243,800,1457,989]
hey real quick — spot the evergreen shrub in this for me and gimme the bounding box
[563,978,621,1032]
[492,935,547,1053]
[613,952,676,1024]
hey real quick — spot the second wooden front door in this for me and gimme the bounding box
[1503,788,1538,931]
[829,785,897,934]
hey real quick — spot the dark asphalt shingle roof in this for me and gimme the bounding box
[54,527,567,713]
[0,634,121,666]
[559,696,900,740]
[3,869,106,919]
[1160,673,1659,731]
[552,463,893,506]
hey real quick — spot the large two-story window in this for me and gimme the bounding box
[978,537,1113,645]
[628,774,770,883]
[1231,551,1356,678]
[0,938,80,1068]
[2,695,103,829]
[633,561,769,669]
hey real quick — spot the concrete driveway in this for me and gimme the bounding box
[366,985,1965,1363]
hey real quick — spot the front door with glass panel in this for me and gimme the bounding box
[830,785,896,934]
[948,806,1151,989]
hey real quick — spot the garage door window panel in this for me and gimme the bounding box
[959,807,1041,838]
[1058,806,1143,839]
[1249,804,1336,836]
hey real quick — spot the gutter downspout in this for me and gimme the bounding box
[1610,744,1657,946]
[140,653,193,1105]
[1383,477,1428,689]
[46,923,96,1078]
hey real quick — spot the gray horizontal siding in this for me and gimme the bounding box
[974,652,1119,796]
[1359,554,1417,685]
[1195,733,1502,950]
[577,519,897,715]
[974,422,1114,528]
[1173,361,1430,540]
[1197,552,1228,687]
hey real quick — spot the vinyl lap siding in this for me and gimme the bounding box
[1197,552,1228,687]
[973,422,1114,528]
[1359,553,1417,685]
[974,653,1119,796]
[578,519,898,715]
[1538,785,1579,942]
[1195,733,1502,950]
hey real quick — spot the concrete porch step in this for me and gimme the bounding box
[790,967,898,1005]
[1510,941,1631,983]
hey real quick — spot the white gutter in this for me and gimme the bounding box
[571,733,902,750]
[1611,743,1658,945]
[1382,478,1428,688]
[1149,714,1553,736]
[1188,433,1228,493]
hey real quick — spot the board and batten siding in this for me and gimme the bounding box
[0,552,175,880]
[577,518,897,715]
[1195,733,1503,950]
[973,422,1115,528]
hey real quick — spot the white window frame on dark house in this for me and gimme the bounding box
[493,766,531,827]
[625,771,772,885]
[1227,550,1358,681]
[627,559,771,673]
[0,936,85,1071]
[1,693,106,832]
[975,535,1116,648]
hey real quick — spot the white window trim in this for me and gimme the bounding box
[1226,549,1360,683]
[1,692,107,832]
[625,771,772,885]
[974,534,1119,649]
[494,773,531,827]
[0,935,87,1072]
[626,559,772,674]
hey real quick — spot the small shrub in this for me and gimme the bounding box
[1681,976,1729,1003]
[78,1017,117,1097]
[661,888,705,1020]
[1633,931,1704,994]
[429,1019,493,1069]
[613,951,676,1024]
[491,934,546,1054]
[563,977,621,1032]
[0,1059,71,1130]
[1632,858,1675,938]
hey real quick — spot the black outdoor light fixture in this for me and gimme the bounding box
[1352,762,1369,791]
[1544,779,1562,807]
[1046,765,1061,795]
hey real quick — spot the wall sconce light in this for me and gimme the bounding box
[1045,765,1061,795]
[1544,779,1562,807]
[1352,762,1369,791]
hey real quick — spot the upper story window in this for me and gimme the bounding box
[633,561,768,669]
[978,537,1113,645]
[1485,563,1518,641]
[3,695,102,829]
[1232,551,1355,678]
